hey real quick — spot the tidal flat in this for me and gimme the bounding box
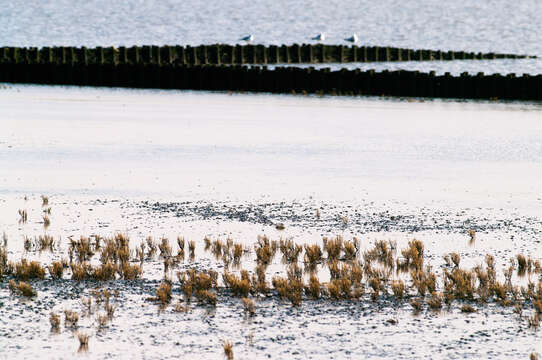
[1,85,541,359]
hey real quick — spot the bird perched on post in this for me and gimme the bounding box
[312,33,325,42]
[240,34,254,43]
[344,34,358,43]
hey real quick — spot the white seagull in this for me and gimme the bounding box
[344,34,358,43]
[312,33,325,41]
[240,34,254,42]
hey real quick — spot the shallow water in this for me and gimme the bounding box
[1,0,542,75]
[2,84,542,209]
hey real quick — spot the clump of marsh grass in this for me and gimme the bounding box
[18,209,28,224]
[271,275,303,306]
[179,269,218,305]
[80,296,93,316]
[528,313,540,329]
[461,304,476,313]
[9,280,37,297]
[255,235,276,265]
[41,195,49,206]
[158,237,172,258]
[343,238,359,260]
[241,297,255,316]
[427,292,443,310]
[37,234,55,252]
[468,229,476,245]
[156,281,172,306]
[50,312,61,332]
[397,239,424,273]
[517,254,527,277]
[64,310,79,328]
[251,264,269,294]
[188,240,196,260]
[410,298,423,313]
[77,332,89,352]
[304,244,322,270]
[42,215,51,228]
[96,313,109,329]
[328,278,352,300]
[279,238,302,264]
[48,260,65,279]
[305,274,321,299]
[223,271,251,298]
[391,280,405,300]
[69,236,94,263]
[323,236,343,261]
[14,258,46,280]
[0,242,8,279]
[223,340,234,360]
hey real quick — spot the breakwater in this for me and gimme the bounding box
[0,44,535,66]
[1,62,540,101]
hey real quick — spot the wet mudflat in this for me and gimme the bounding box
[1,85,541,359]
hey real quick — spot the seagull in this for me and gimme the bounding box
[312,33,325,41]
[344,34,358,43]
[240,34,254,42]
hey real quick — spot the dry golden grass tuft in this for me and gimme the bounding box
[223,340,234,360]
[304,244,322,268]
[397,239,424,273]
[146,236,157,259]
[255,235,275,265]
[410,298,423,313]
[50,312,61,331]
[42,215,51,228]
[77,332,89,352]
[517,254,527,276]
[96,313,109,329]
[223,271,251,298]
[279,238,302,264]
[9,280,37,297]
[156,281,172,305]
[468,229,476,245]
[323,236,343,261]
[460,304,476,313]
[121,263,142,280]
[391,280,405,300]
[528,313,540,329]
[18,209,28,223]
[14,259,46,281]
[159,237,172,258]
[241,297,255,316]
[328,278,352,300]
[41,195,49,206]
[0,244,9,279]
[64,310,79,328]
[305,274,321,299]
[48,261,65,279]
[427,292,443,310]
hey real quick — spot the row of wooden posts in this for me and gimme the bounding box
[1,62,540,101]
[0,44,535,66]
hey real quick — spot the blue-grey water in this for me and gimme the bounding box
[1,0,542,74]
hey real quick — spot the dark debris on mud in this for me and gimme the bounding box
[136,200,542,236]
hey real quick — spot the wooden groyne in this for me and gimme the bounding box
[0,44,535,66]
[1,62,541,101]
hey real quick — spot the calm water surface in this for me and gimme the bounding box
[1,0,541,74]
